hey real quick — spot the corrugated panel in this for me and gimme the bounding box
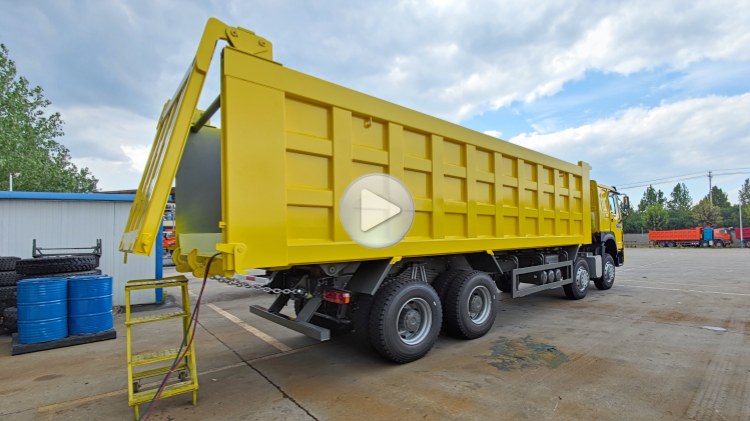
[0,199,156,305]
[212,46,590,272]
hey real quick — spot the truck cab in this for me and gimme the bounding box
[591,182,626,266]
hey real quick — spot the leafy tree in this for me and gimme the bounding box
[638,185,666,212]
[701,186,730,208]
[740,178,750,206]
[0,44,97,192]
[739,179,750,224]
[700,186,738,227]
[667,183,692,211]
[666,183,693,229]
[642,203,668,230]
[623,209,644,233]
[693,201,722,226]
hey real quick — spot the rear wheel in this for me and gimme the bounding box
[443,271,497,339]
[368,279,442,363]
[431,269,461,303]
[563,259,590,300]
[593,254,615,290]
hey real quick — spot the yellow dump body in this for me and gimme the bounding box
[121,19,593,276]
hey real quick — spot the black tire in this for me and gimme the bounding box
[431,269,462,304]
[15,255,98,276]
[443,271,498,339]
[3,307,17,333]
[715,240,724,248]
[593,254,616,290]
[0,257,21,272]
[0,271,22,287]
[0,286,17,307]
[368,279,442,363]
[563,258,590,300]
[24,269,102,279]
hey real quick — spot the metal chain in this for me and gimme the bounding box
[211,275,295,295]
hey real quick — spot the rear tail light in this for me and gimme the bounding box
[323,289,351,304]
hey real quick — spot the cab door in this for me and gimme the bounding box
[607,191,624,250]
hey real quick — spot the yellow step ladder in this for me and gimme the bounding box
[125,276,198,419]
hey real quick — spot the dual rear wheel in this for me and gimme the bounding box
[364,270,498,363]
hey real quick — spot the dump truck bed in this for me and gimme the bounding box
[648,228,702,242]
[121,19,592,275]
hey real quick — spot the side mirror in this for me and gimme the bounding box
[622,195,630,209]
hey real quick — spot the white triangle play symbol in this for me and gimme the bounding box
[360,189,401,232]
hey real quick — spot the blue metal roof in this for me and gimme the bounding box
[0,191,136,202]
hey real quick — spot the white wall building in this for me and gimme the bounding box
[0,192,163,305]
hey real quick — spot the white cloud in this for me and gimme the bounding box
[280,0,750,122]
[483,130,503,139]
[120,144,151,173]
[509,94,750,203]
[3,0,749,192]
[54,105,156,190]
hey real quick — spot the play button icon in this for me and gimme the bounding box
[360,189,401,232]
[341,174,414,248]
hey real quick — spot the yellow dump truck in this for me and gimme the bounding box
[121,19,626,363]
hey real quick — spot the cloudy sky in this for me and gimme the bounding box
[2,1,749,205]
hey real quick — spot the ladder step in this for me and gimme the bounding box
[130,380,198,405]
[126,310,189,325]
[126,275,188,290]
[131,348,190,366]
[132,363,188,381]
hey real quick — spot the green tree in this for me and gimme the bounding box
[638,185,666,212]
[739,179,750,224]
[700,186,738,227]
[623,209,644,233]
[693,201,722,226]
[739,179,750,206]
[621,195,641,233]
[642,203,668,230]
[0,44,97,192]
[666,183,693,229]
[701,186,730,208]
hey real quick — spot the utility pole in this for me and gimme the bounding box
[708,170,713,206]
[740,205,745,248]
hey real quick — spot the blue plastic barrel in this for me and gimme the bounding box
[17,277,68,344]
[68,275,113,335]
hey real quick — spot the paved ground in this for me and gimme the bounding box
[0,248,748,420]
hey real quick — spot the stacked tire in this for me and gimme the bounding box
[0,257,22,333]
[1,255,101,334]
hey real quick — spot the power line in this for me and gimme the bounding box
[618,169,750,190]
[618,171,706,188]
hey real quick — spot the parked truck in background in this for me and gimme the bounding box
[649,227,732,247]
[736,227,750,247]
[120,19,626,363]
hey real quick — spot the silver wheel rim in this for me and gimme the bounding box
[576,266,589,291]
[467,285,492,325]
[604,262,615,284]
[397,297,432,345]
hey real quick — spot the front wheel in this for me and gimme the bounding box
[369,279,442,363]
[593,254,615,290]
[714,239,724,248]
[563,258,590,300]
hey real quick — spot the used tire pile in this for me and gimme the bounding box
[0,255,101,333]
